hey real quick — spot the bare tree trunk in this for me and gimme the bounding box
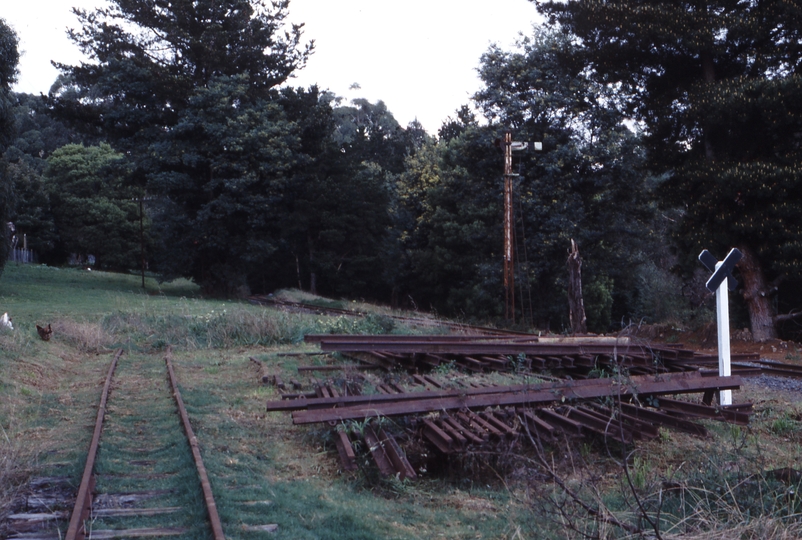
[567,239,588,334]
[738,245,777,342]
[294,252,303,290]
[308,234,317,296]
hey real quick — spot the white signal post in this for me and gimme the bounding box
[699,248,742,406]
[715,260,733,406]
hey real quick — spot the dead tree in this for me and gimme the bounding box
[567,239,588,334]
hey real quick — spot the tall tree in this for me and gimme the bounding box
[0,19,19,271]
[45,143,142,269]
[473,28,651,330]
[52,0,312,294]
[538,0,802,340]
[276,89,396,300]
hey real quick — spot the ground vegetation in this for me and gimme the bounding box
[2,266,802,539]
[0,18,19,272]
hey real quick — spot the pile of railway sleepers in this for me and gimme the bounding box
[266,366,749,479]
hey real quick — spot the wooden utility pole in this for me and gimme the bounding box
[139,197,145,289]
[503,132,515,322]
[501,133,542,323]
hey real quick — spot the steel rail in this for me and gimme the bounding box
[65,348,124,540]
[303,334,540,344]
[316,340,695,359]
[165,349,226,540]
[292,374,743,424]
[267,370,714,413]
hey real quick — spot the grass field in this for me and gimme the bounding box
[3,262,802,539]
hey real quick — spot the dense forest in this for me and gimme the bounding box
[2,1,802,340]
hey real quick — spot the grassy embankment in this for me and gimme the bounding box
[3,263,802,538]
[0,264,526,539]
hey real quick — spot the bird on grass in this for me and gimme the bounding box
[36,324,52,341]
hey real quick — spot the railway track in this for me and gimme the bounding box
[7,349,225,540]
[248,294,531,335]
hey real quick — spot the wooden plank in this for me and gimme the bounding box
[517,409,557,440]
[455,412,491,441]
[241,525,279,533]
[74,528,186,539]
[563,406,632,444]
[378,428,417,480]
[422,419,454,453]
[581,404,659,439]
[92,507,181,518]
[654,396,750,424]
[363,426,395,477]
[334,431,357,471]
[441,416,484,445]
[539,409,583,434]
[617,401,707,436]
[437,419,468,446]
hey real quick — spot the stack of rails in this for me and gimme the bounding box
[304,334,761,377]
[266,371,749,478]
[263,333,802,478]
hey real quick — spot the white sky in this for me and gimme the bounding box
[2,0,542,134]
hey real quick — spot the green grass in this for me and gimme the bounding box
[0,264,522,539]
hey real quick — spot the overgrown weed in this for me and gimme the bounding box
[52,320,113,353]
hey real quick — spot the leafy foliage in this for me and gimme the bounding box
[397,29,653,330]
[45,143,144,269]
[537,0,802,338]
[0,19,19,271]
[52,0,313,294]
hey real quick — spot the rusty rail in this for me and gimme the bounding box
[165,349,225,540]
[291,373,742,425]
[64,348,225,540]
[65,349,123,540]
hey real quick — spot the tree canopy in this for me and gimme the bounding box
[52,0,314,294]
[0,18,19,271]
[45,143,143,269]
[537,0,802,340]
[395,29,653,329]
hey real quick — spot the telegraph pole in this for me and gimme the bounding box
[503,132,516,322]
[502,132,542,322]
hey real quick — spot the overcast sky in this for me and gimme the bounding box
[3,0,542,134]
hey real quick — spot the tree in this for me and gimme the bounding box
[5,160,57,259]
[397,125,506,318]
[45,143,143,269]
[0,19,19,271]
[471,28,651,330]
[52,0,312,294]
[537,0,802,340]
[275,89,396,300]
[2,92,84,262]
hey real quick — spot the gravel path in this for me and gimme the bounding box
[745,374,802,394]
